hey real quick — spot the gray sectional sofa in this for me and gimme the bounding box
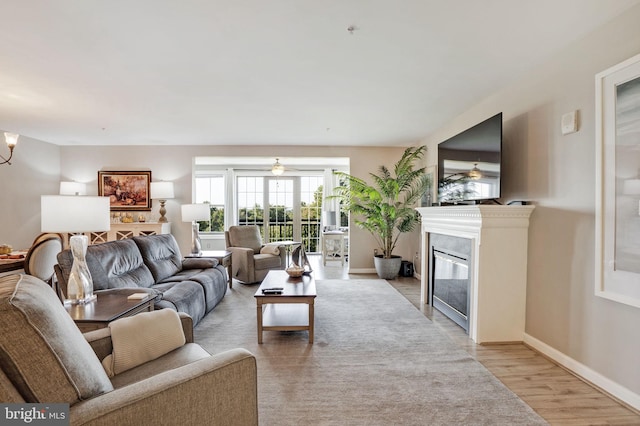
[55,234,227,325]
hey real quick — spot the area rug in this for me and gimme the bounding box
[194,279,547,426]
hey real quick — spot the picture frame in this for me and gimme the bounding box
[595,52,640,308]
[421,165,437,207]
[98,170,152,211]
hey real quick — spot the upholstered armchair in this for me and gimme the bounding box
[0,274,258,426]
[225,225,286,284]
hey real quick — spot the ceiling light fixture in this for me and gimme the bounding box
[271,158,285,176]
[468,163,482,180]
[1,133,19,165]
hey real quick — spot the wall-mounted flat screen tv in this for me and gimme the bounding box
[437,112,502,204]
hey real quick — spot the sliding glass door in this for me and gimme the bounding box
[236,175,323,252]
[267,178,294,242]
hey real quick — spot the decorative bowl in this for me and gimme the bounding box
[286,267,305,278]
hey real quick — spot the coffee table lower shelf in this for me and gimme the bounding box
[257,301,314,343]
[262,303,309,328]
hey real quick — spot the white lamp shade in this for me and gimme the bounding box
[181,203,210,222]
[151,181,174,199]
[4,132,19,147]
[623,179,640,195]
[41,195,111,233]
[59,181,87,196]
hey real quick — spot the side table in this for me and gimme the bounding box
[65,288,157,333]
[186,250,233,289]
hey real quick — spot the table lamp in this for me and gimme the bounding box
[41,195,110,304]
[150,181,174,223]
[181,203,210,256]
[59,181,87,196]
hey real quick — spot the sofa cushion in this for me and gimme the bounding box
[57,239,155,291]
[0,275,113,404]
[110,343,210,389]
[228,226,263,253]
[152,280,206,325]
[133,234,183,282]
[159,264,227,313]
[254,253,283,270]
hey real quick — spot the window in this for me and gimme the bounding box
[195,175,225,232]
[192,157,350,251]
[300,176,323,252]
[237,176,265,233]
[235,175,323,251]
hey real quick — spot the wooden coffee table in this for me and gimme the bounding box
[254,270,316,344]
[65,288,157,332]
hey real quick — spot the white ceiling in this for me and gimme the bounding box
[0,0,638,147]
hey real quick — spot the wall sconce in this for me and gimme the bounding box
[181,203,210,256]
[271,158,285,176]
[41,195,111,304]
[150,181,174,223]
[0,133,19,166]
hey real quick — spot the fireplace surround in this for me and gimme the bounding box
[416,205,535,343]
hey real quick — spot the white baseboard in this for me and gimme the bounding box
[346,269,422,279]
[348,268,377,274]
[523,333,640,411]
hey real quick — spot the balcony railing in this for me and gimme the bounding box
[238,220,321,253]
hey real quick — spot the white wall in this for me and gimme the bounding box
[58,145,410,268]
[0,136,60,249]
[419,5,640,403]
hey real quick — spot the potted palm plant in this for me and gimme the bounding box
[332,146,431,279]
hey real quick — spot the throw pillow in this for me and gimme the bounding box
[102,309,186,377]
[260,243,281,256]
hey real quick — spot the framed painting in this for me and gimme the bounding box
[98,170,152,211]
[595,52,640,308]
[421,165,437,207]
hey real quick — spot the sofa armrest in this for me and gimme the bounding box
[84,328,113,362]
[182,257,219,270]
[84,312,195,361]
[178,312,194,343]
[53,264,68,298]
[70,348,258,426]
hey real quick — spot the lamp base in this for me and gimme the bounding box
[65,235,96,305]
[64,294,97,305]
[158,199,168,223]
[190,222,202,256]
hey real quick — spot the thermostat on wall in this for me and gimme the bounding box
[561,110,579,135]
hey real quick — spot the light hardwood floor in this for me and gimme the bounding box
[309,254,640,426]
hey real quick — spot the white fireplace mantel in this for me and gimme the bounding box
[416,205,535,343]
